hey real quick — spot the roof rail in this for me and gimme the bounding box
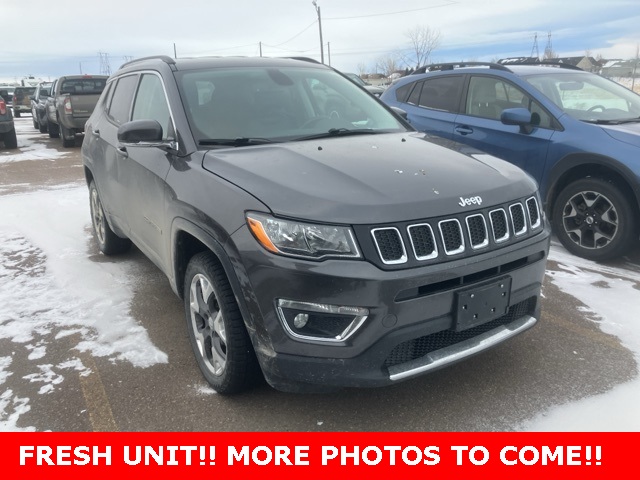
[498,58,584,71]
[412,62,510,75]
[120,55,177,69]
[534,61,584,71]
[286,57,321,64]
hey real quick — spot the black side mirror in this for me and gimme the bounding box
[117,120,163,143]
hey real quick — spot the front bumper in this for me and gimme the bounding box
[229,222,550,390]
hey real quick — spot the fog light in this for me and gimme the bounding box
[294,313,309,329]
[276,299,369,343]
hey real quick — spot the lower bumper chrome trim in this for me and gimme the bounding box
[388,315,537,381]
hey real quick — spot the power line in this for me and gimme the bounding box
[270,20,318,47]
[324,1,458,20]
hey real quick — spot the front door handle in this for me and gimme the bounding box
[455,125,474,135]
[117,145,128,158]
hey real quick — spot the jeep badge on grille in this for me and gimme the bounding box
[459,196,483,207]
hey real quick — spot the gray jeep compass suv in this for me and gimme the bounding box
[82,56,550,394]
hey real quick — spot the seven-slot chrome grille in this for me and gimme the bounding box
[369,196,542,266]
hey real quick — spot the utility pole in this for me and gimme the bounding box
[174,43,177,59]
[79,62,83,74]
[632,44,639,92]
[327,42,331,66]
[259,41,263,57]
[530,32,539,60]
[312,1,324,64]
[98,52,112,76]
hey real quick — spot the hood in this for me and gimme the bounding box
[364,85,386,96]
[601,122,640,148]
[202,132,538,224]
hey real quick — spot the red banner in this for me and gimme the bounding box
[1,432,633,479]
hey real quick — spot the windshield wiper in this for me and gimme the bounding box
[583,117,640,125]
[199,137,274,147]
[615,116,640,124]
[296,128,380,141]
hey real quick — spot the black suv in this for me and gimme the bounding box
[82,56,550,394]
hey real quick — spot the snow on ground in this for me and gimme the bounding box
[522,245,640,431]
[0,120,70,164]
[0,186,167,431]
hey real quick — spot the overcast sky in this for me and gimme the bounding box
[1,0,639,82]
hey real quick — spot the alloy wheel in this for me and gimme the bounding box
[561,190,618,250]
[90,187,106,246]
[189,274,227,376]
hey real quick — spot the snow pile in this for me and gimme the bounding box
[0,119,71,164]
[523,246,640,430]
[0,186,167,430]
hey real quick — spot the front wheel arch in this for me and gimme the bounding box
[546,157,640,221]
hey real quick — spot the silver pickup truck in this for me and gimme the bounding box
[45,75,108,147]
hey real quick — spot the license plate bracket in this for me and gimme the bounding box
[454,277,512,332]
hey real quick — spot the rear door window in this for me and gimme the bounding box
[418,76,463,112]
[107,75,139,126]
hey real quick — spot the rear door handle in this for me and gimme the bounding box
[455,125,474,135]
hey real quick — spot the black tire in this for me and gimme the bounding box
[183,252,260,394]
[3,128,18,149]
[48,119,59,138]
[14,110,20,118]
[552,177,638,261]
[60,123,75,147]
[89,181,131,255]
[32,116,38,129]
[39,119,48,134]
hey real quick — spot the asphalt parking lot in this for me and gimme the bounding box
[1,116,639,431]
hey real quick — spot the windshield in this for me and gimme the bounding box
[176,65,405,146]
[524,72,640,123]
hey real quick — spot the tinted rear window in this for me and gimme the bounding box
[15,87,36,96]
[60,78,106,95]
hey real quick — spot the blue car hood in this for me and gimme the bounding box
[601,122,640,148]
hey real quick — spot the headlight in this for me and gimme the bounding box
[246,212,361,260]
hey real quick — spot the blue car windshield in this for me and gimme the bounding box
[524,72,640,123]
[176,66,405,145]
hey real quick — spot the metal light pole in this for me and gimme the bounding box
[312,1,324,64]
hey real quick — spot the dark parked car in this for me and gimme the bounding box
[82,56,549,394]
[381,62,640,261]
[31,82,52,132]
[345,73,386,96]
[12,86,36,117]
[0,86,15,107]
[0,94,17,148]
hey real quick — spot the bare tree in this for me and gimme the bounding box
[404,25,441,68]
[375,54,401,77]
[357,62,367,77]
